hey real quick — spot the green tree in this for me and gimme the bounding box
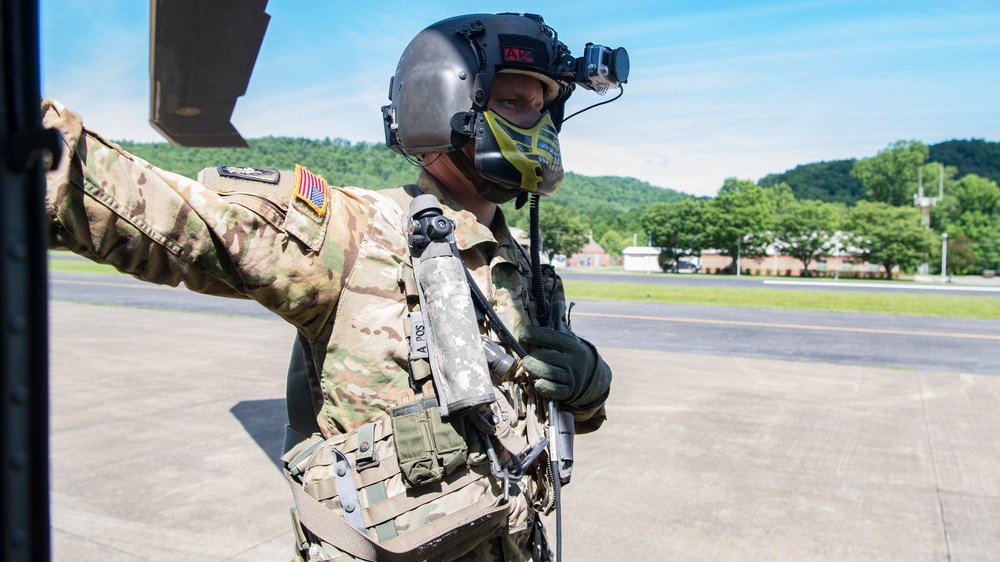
[704,178,778,272]
[952,174,1000,216]
[971,218,1000,273]
[937,232,977,275]
[597,229,628,259]
[504,172,684,237]
[931,173,1000,273]
[640,198,708,271]
[843,201,932,279]
[851,140,929,206]
[773,199,842,276]
[537,202,588,261]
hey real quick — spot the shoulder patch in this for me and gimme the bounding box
[294,164,328,217]
[217,165,280,184]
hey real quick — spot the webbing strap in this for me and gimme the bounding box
[285,467,507,562]
[383,184,421,211]
[355,423,378,468]
[477,404,530,459]
[388,185,438,389]
[365,481,398,542]
[305,461,400,501]
[284,333,322,454]
[303,462,491,528]
[332,448,367,535]
[305,418,388,458]
[363,465,489,526]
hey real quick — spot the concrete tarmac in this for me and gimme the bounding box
[49,301,1000,561]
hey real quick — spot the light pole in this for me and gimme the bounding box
[941,233,948,283]
[834,237,841,281]
[646,231,653,274]
[736,236,742,277]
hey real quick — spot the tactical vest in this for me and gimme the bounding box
[284,185,565,562]
[198,167,565,561]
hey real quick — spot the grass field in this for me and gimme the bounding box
[564,280,1000,320]
[48,254,1000,320]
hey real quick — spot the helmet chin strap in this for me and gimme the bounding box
[446,150,520,205]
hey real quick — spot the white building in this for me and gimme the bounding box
[622,246,660,272]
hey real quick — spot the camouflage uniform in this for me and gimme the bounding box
[42,100,607,561]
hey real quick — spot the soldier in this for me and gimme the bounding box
[43,12,623,562]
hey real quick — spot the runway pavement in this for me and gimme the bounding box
[49,301,1000,561]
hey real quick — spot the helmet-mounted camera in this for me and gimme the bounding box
[573,43,630,94]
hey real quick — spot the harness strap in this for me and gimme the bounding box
[284,333,322,454]
[388,185,439,389]
[285,466,507,562]
[299,443,493,527]
[365,481,399,543]
[309,418,390,457]
[305,461,400,500]
[363,465,491,526]
[383,183,422,210]
[355,423,378,467]
[467,391,533,461]
[332,448,367,534]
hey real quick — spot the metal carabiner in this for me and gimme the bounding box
[506,437,549,475]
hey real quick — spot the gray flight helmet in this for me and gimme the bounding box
[382,13,576,157]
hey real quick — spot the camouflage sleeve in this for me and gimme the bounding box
[42,99,365,337]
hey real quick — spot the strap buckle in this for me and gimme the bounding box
[481,430,515,502]
[287,438,325,478]
[506,437,549,475]
[289,507,310,552]
[354,422,380,470]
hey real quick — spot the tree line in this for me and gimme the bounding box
[641,140,999,279]
[116,136,999,278]
[758,139,1000,205]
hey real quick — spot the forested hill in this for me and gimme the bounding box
[758,139,1000,205]
[929,139,1000,184]
[116,136,686,233]
[758,159,863,205]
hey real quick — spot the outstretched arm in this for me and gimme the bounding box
[42,99,361,337]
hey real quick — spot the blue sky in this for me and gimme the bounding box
[40,1,999,197]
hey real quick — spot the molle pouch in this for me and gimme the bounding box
[283,406,509,561]
[390,397,469,489]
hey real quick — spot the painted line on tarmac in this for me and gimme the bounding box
[573,311,1000,341]
[763,280,1000,293]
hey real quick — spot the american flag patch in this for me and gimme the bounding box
[295,164,327,216]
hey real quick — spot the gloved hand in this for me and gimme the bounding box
[518,324,611,411]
